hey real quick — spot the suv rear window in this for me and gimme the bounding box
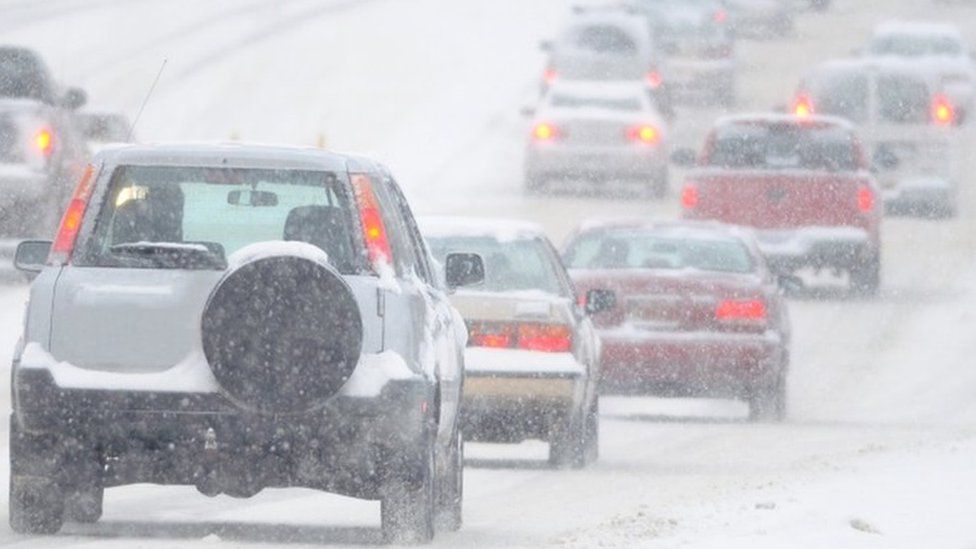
[707,123,859,172]
[568,25,638,54]
[78,165,358,272]
[808,72,868,123]
[565,230,755,274]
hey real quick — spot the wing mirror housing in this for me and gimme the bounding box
[14,240,52,274]
[61,87,87,110]
[670,148,698,168]
[584,288,616,315]
[445,252,485,290]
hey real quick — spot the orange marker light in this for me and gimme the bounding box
[533,123,557,141]
[35,128,53,156]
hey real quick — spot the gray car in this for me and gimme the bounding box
[9,143,483,543]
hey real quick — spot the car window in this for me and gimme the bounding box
[564,230,755,274]
[707,123,859,172]
[426,235,566,296]
[385,178,436,285]
[79,165,359,273]
[869,34,963,56]
[0,50,53,103]
[807,71,869,123]
[549,94,643,111]
[369,175,419,277]
[876,73,931,124]
[567,25,639,54]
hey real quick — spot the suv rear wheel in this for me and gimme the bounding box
[9,420,65,534]
[382,444,436,544]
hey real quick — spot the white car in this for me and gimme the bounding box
[420,216,613,468]
[860,22,976,114]
[524,81,671,197]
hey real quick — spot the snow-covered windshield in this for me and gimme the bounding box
[869,34,964,56]
[550,94,642,111]
[707,123,858,171]
[78,166,357,271]
[565,230,755,273]
[427,235,565,295]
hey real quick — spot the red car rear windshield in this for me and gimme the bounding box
[707,122,858,172]
[565,230,755,274]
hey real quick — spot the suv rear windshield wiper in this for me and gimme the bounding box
[109,242,227,270]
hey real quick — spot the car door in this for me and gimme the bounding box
[383,178,462,445]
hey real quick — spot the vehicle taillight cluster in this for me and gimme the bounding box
[468,321,573,353]
[533,122,559,141]
[792,94,814,118]
[351,173,393,269]
[931,94,955,126]
[34,128,54,157]
[627,124,660,144]
[49,164,96,265]
[543,68,558,86]
[646,71,663,89]
[681,184,699,209]
[715,298,767,330]
[857,185,874,213]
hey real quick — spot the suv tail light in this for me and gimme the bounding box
[715,299,767,331]
[543,68,558,85]
[713,9,728,23]
[34,128,54,157]
[627,125,660,144]
[792,93,814,118]
[681,184,699,209]
[932,94,955,126]
[350,173,392,269]
[533,122,559,141]
[857,185,874,213]
[468,321,572,353]
[646,71,663,89]
[49,164,96,265]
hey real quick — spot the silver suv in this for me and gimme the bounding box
[10,143,484,543]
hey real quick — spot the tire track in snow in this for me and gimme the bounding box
[0,0,158,33]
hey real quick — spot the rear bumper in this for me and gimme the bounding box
[883,178,955,213]
[598,328,784,397]
[755,226,876,273]
[525,145,667,181]
[461,347,586,442]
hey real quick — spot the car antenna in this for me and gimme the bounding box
[127,58,168,142]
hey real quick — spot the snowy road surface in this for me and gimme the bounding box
[1,0,976,547]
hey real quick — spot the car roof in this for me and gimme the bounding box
[91,142,382,173]
[573,217,754,243]
[418,216,548,242]
[714,112,854,130]
[873,21,964,40]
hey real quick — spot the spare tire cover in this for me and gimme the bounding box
[202,254,363,414]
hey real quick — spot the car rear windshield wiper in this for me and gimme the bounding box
[109,241,227,270]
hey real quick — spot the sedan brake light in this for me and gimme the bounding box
[716,299,767,324]
[857,185,874,213]
[627,124,660,144]
[681,184,699,209]
[49,164,96,265]
[792,93,814,118]
[543,68,558,85]
[932,94,955,126]
[34,127,54,156]
[532,122,559,141]
[646,71,663,89]
[468,321,572,353]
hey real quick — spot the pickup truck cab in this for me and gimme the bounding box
[678,114,882,295]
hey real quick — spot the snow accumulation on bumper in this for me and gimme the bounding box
[754,226,872,270]
[16,341,416,399]
[463,347,585,403]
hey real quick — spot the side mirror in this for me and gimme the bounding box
[14,240,52,274]
[584,288,616,315]
[61,87,87,110]
[777,274,804,294]
[670,148,698,168]
[444,252,484,289]
[539,40,553,52]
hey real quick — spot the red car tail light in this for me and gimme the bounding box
[681,184,699,209]
[518,323,573,352]
[468,321,573,353]
[713,9,728,23]
[627,125,660,145]
[34,127,54,156]
[857,185,874,213]
[932,94,955,126]
[792,93,814,118]
[533,122,559,141]
[350,173,393,269]
[646,71,663,89]
[543,68,558,85]
[49,164,96,265]
[716,299,767,330]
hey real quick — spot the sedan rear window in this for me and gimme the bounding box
[567,25,638,54]
[565,230,755,274]
[550,94,642,111]
[426,236,565,296]
[707,123,859,172]
[78,165,358,272]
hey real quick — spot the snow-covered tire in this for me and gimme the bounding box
[202,253,362,414]
[382,445,436,544]
[435,429,463,532]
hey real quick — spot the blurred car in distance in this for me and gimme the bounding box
[795,58,963,216]
[628,0,738,106]
[676,114,883,295]
[857,22,976,115]
[422,216,612,468]
[524,81,671,197]
[723,0,794,39]
[9,143,483,543]
[565,219,790,421]
[74,112,133,153]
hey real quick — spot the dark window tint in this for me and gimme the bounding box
[707,123,859,172]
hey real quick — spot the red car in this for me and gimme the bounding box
[565,219,790,421]
[676,114,882,295]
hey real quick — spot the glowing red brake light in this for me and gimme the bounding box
[792,94,814,119]
[681,184,699,209]
[533,122,559,141]
[350,173,392,269]
[713,9,728,23]
[932,94,955,126]
[518,323,572,352]
[646,71,663,89]
[857,185,874,213]
[627,125,660,144]
[49,164,96,265]
[716,299,767,322]
[34,128,53,156]
[543,68,558,85]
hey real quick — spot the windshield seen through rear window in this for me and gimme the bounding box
[565,230,755,274]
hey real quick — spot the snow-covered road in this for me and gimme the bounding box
[0,0,975,547]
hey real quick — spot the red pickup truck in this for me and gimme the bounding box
[678,114,882,295]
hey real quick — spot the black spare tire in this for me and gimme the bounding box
[202,252,362,414]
